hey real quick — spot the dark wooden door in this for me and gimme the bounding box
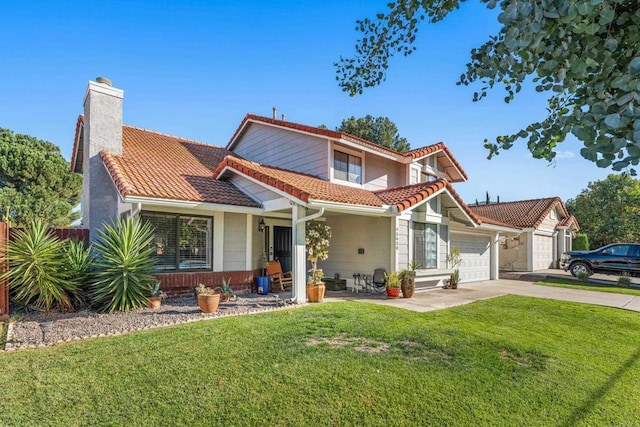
[274,226,292,273]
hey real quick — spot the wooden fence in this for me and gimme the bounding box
[0,223,88,317]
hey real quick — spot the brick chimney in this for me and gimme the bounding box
[82,77,124,240]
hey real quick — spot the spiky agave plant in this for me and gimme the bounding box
[89,217,157,313]
[3,219,76,311]
[63,238,94,308]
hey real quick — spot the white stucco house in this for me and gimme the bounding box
[469,198,580,271]
[71,77,523,301]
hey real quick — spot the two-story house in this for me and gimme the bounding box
[71,78,520,300]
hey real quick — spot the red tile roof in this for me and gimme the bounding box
[468,197,577,229]
[226,114,467,181]
[214,156,384,207]
[101,126,260,207]
[374,179,481,224]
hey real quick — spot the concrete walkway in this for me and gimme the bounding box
[324,279,640,313]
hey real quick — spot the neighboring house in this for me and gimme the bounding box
[469,198,580,271]
[71,78,520,300]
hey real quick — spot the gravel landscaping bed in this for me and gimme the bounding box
[4,293,292,351]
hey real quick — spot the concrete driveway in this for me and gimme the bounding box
[324,279,640,313]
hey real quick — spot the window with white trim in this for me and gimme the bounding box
[141,212,213,271]
[412,222,438,269]
[334,150,362,184]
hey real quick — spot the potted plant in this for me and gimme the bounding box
[194,283,220,313]
[400,260,420,298]
[147,280,166,309]
[384,270,401,298]
[214,277,236,302]
[448,246,463,289]
[305,221,332,303]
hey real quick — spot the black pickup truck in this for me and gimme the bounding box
[560,243,640,277]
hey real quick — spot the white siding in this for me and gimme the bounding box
[232,124,328,178]
[223,213,247,271]
[364,154,405,190]
[230,175,280,203]
[323,215,392,280]
[450,233,490,282]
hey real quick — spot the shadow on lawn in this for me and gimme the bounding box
[561,345,640,426]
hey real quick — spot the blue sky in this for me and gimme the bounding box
[0,0,612,203]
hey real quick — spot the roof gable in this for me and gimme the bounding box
[468,197,577,229]
[214,156,384,208]
[226,114,467,182]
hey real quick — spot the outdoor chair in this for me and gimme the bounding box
[266,260,293,292]
[368,268,387,293]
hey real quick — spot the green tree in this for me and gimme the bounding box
[338,115,411,152]
[566,174,640,248]
[0,128,81,227]
[336,1,640,171]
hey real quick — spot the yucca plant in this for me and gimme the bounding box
[89,217,157,313]
[3,219,76,311]
[63,238,94,308]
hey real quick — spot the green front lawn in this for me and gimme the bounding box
[2,297,640,426]
[537,278,640,296]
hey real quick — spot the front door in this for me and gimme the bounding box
[273,226,292,274]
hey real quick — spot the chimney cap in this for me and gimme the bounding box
[96,77,112,87]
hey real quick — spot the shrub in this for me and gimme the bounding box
[3,220,76,311]
[617,273,632,287]
[63,239,94,308]
[573,234,590,251]
[577,271,590,282]
[89,217,157,313]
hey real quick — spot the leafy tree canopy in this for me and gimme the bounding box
[338,115,411,152]
[336,1,640,171]
[0,128,82,227]
[566,174,640,248]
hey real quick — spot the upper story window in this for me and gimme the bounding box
[334,150,362,184]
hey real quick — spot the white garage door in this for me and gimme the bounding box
[450,233,490,283]
[533,234,554,270]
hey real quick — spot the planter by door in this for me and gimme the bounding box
[197,294,220,313]
[386,287,401,299]
[401,277,415,298]
[307,283,325,303]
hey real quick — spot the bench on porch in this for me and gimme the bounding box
[414,269,453,289]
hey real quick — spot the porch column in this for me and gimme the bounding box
[490,232,499,280]
[291,204,307,303]
[213,212,224,272]
[527,231,534,271]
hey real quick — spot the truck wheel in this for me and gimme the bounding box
[570,262,591,277]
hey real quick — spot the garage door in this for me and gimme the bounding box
[533,234,554,270]
[450,233,490,283]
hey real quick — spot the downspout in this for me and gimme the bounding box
[294,207,325,225]
[289,207,325,303]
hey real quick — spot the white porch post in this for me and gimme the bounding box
[292,204,307,303]
[490,232,499,280]
[213,212,224,272]
[245,214,253,271]
[391,217,398,271]
[527,231,534,271]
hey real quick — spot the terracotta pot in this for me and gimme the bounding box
[148,296,163,309]
[401,278,415,298]
[386,287,401,299]
[197,293,220,313]
[219,293,230,303]
[306,283,326,303]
